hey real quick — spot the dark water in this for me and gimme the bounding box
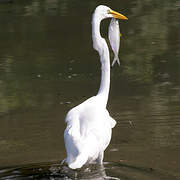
[0,162,179,180]
[0,0,180,179]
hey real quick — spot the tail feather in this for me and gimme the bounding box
[109,116,116,128]
[68,153,88,169]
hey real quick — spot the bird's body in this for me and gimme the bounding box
[64,96,116,169]
[64,5,127,169]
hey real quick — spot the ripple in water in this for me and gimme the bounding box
[0,161,179,180]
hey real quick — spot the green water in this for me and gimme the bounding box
[0,0,180,179]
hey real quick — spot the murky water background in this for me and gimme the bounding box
[0,0,180,179]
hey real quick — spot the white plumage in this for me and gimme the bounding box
[64,5,128,169]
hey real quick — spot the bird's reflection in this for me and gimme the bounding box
[48,163,119,180]
[60,164,108,180]
[0,162,119,180]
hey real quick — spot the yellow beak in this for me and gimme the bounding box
[109,9,128,20]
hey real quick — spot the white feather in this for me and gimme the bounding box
[63,5,127,169]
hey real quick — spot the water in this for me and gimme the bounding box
[0,162,179,180]
[0,0,180,179]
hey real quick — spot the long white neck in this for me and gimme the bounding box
[92,15,110,107]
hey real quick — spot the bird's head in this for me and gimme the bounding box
[94,5,128,21]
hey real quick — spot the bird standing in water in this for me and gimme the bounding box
[64,5,128,169]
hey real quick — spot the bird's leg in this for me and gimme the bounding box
[61,158,66,165]
[97,151,104,164]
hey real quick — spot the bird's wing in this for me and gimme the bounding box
[64,112,82,164]
[108,115,117,128]
[64,110,102,165]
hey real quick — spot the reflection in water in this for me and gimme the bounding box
[149,84,180,147]
[0,0,180,179]
[0,162,179,180]
[112,82,180,148]
[0,163,109,180]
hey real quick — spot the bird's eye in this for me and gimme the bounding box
[107,10,111,14]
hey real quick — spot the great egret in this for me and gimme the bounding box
[64,5,128,169]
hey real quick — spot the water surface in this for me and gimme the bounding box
[0,0,180,179]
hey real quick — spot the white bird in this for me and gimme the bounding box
[64,5,128,169]
[108,18,121,67]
